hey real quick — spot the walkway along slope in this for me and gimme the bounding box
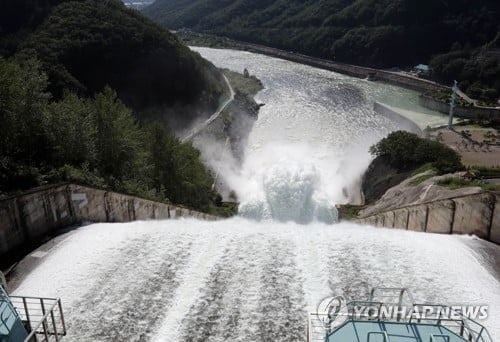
[0,183,220,265]
[355,191,500,245]
[181,74,235,143]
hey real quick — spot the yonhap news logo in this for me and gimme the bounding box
[314,288,489,322]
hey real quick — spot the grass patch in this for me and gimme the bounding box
[437,177,500,191]
[340,205,366,220]
[223,69,263,98]
[410,174,434,186]
[411,163,436,176]
[210,202,239,217]
[471,166,500,178]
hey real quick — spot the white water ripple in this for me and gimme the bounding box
[12,220,500,340]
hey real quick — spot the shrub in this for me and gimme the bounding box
[370,131,464,174]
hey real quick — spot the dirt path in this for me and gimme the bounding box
[181,75,235,143]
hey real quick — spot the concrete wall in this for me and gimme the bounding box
[356,192,500,244]
[0,184,220,260]
[419,95,500,120]
[373,102,423,134]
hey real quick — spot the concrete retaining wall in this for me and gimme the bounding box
[373,102,423,135]
[419,95,500,120]
[356,192,500,244]
[0,184,220,261]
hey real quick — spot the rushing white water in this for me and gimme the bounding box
[13,220,500,341]
[12,48,500,341]
[190,48,446,223]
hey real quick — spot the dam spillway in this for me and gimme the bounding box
[11,48,500,341]
[12,219,500,341]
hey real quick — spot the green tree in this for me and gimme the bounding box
[172,142,214,210]
[145,122,177,196]
[369,131,422,168]
[370,131,463,174]
[0,57,51,190]
[47,93,96,168]
[91,87,145,182]
[145,123,215,210]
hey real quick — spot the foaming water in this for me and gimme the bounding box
[237,145,338,223]
[13,219,500,341]
[190,48,446,222]
[12,49,500,341]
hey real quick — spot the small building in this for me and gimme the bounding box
[413,64,430,76]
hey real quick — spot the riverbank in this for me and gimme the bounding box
[183,61,264,200]
[180,31,448,94]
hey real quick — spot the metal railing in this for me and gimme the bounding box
[9,296,66,342]
[430,335,450,342]
[367,331,389,342]
[307,288,493,342]
[307,313,329,342]
[409,304,493,342]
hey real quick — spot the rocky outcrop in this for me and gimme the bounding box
[361,156,415,205]
[360,172,483,217]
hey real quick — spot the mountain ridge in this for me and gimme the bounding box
[143,0,500,101]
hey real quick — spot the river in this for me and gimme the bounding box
[12,48,500,341]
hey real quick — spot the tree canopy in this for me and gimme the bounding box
[1,0,225,130]
[144,0,500,101]
[0,1,235,215]
[370,131,463,174]
[0,57,228,214]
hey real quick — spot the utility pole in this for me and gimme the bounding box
[448,80,458,129]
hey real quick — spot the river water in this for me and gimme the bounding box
[12,48,500,341]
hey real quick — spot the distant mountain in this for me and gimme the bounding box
[144,0,499,67]
[0,0,225,129]
[144,0,500,101]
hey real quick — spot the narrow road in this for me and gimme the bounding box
[181,74,235,143]
[455,88,478,105]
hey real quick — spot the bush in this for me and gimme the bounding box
[370,131,464,174]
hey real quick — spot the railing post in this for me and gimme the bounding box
[58,299,66,335]
[22,297,33,333]
[397,289,404,322]
[50,309,59,341]
[40,298,49,341]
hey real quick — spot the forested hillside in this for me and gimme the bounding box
[0,0,233,215]
[1,0,225,129]
[144,0,500,101]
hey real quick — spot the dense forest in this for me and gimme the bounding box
[0,0,234,215]
[144,0,500,102]
[0,0,225,129]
